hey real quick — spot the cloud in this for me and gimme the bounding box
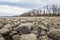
[0,0,59,5]
[0,0,60,16]
[0,0,60,9]
[0,0,20,2]
[16,0,60,5]
[0,0,48,9]
[0,5,31,16]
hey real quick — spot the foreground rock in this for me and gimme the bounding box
[0,37,5,40]
[20,34,37,40]
[12,34,20,40]
[40,30,47,36]
[48,29,60,40]
[39,35,49,40]
[0,35,5,40]
[0,28,10,34]
[16,23,33,34]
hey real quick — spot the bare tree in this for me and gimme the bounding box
[52,4,58,15]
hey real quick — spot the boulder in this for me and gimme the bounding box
[12,34,20,40]
[16,26,30,34]
[0,28,10,34]
[0,36,5,40]
[0,23,4,28]
[20,34,37,40]
[39,35,49,40]
[38,24,48,31]
[16,23,33,34]
[40,30,46,36]
[31,31,38,37]
[9,31,18,36]
[0,35,5,40]
[48,29,60,40]
[20,20,27,23]
[3,23,11,28]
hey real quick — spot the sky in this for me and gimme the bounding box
[0,0,60,16]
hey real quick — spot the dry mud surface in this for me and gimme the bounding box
[0,16,60,40]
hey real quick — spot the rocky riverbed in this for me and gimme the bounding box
[0,16,60,40]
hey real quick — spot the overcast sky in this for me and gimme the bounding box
[0,0,60,16]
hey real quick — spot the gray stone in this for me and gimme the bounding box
[40,30,46,36]
[0,37,5,40]
[0,23,4,28]
[9,31,18,36]
[16,23,33,34]
[12,34,20,40]
[31,31,38,36]
[38,24,48,31]
[16,26,30,34]
[0,28,10,34]
[48,29,60,40]
[40,35,49,40]
[0,35,5,40]
[20,34,37,40]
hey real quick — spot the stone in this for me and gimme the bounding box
[4,23,11,28]
[20,34,37,40]
[0,23,4,28]
[0,36,5,40]
[40,30,46,36]
[0,34,5,40]
[38,24,48,31]
[16,23,33,34]
[48,29,60,40]
[3,23,13,31]
[12,34,20,40]
[31,31,38,37]
[16,26,30,34]
[20,20,27,23]
[0,28,10,34]
[40,35,49,40]
[9,31,18,36]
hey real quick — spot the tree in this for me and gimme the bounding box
[52,4,58,15]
